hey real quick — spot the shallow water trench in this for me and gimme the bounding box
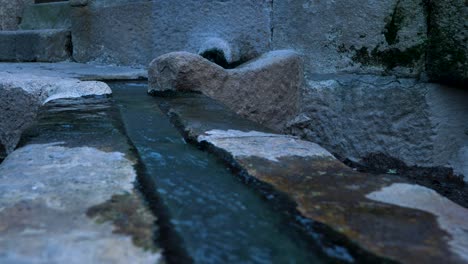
[109,82,336,263]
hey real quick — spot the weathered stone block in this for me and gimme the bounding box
[0,29,71,62]
[157,92,468,263]
[19,1,71,30]
[149,50,303,131]
[272,0,427,78]
[71,1,154,66]
[0,0,33,30]
[0,72,111,155]
[287,74,468,178]
[71,0,271,67]
[0,32,16,60]
[151,0,271,64]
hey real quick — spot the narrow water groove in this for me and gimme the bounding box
[109,82,337,264]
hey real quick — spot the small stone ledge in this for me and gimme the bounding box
[0,62,148,81]
[155,92,468,264]
[0,95,163,263]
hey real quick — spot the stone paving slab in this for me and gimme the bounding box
[0,62,147,81]
[0,96,163,263]
[154,92,468,264]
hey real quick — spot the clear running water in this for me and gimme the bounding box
[110,82,328,264]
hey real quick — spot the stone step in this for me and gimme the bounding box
[20,2,71,30]
[0,92,163,263]
[154,92,468,264]
[0,29,71,62]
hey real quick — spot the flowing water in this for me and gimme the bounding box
[109,82,332,264]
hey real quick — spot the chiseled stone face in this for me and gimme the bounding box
[288,74,468,180]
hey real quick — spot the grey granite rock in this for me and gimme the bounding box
[198,129,334,162]
[149,50,303,131]
[71,0,271,67]
[19,1,71,30]
[0,0,33,30]
[0,143,162,263]
[156,92,468,263]
[0,29,71,62]
[0,72,111,156]
[151,0,271,64]
[0,86,39,160]
[287,74,468,179]
[71,1,154,66]
[272,0,427,78]
[0,93,163,263]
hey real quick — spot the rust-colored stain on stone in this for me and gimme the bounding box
[87,192,158,253]
[237,156,459,264]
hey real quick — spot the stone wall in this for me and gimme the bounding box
[272,0,428,78]
[70,0,466,84]
[4,0,465,177]
[0,0,33,30]
[71,0,271,67]
[287,74,468,179]
[71,0,154,66]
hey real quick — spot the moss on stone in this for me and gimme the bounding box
[349,43,426,70]
[383,0,404,45]
[424,0,467,85]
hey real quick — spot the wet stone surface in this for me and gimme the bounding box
[155,91,468,264]
[0,96,163,263]
[0,62,147,81]
[111,82,339,264]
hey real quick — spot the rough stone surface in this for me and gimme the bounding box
[151,0,271,64]
[71,1,154,66]
[0,29,71,62]
[0,144,161,263]
[286,74,468,179]
[198,130,334,162]
[19,2,71,30]
[0,94,163,263]
[155,91,468,263]
[0,86,39,160]
[272,0,428,78]
[0,62,147,80]
[0,72,111,103]
[0,72,111,157]
[71,0,271,67]
[367,183,468,261]
[0,0,33,30]
[426,0,467,86]
[149,50,303,131]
